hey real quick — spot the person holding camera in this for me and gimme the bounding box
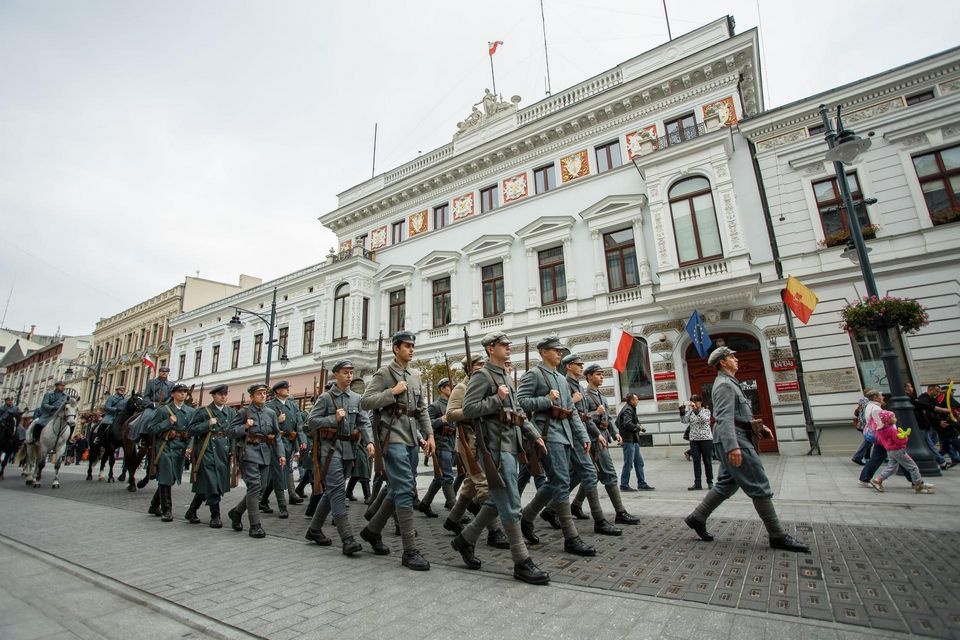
[680,395,713,490]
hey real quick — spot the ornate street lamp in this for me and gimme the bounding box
[64,358,104,412]
[819,104,937,475]
[227,287,286,386]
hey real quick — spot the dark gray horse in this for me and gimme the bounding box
[86,392,146,483]
[0,410,22,480]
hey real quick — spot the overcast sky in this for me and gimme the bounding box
[1,0,957,337]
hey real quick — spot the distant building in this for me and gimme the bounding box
[4,335,92,415]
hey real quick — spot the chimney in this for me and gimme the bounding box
[28,325,35,339]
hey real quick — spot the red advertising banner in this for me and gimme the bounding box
[775,380,800,392]
[657,391,679,401]
[653,371,676,381]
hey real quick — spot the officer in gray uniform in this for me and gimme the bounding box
[227,383,286,539]
[685,347,809,553]
[93,386,127,445]
[560,354,623,536]
[359,330,436,571]
[452,331,550,584]
[133,367,174,440]
[571,363,640,526]
[304,360,373,555]
[419,377,456,517]
[28,381,68,442]
[183,384,235,528]
[143,383,194,522]
[516,337,595,556]
[260,380,306,515]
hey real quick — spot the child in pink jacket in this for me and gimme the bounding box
[870,409,935,494]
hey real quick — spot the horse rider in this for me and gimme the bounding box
[94,385,127,446]
[0,397,23,430]
[144,383,194,522]
[132,366,174,441]
[184,384,235,528]
[27,381,68,444]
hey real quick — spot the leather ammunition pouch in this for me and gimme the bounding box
[246,433,276,445]
[441,426,457,436]
[499,410,526,428]
[550,406,574,420]
[283,431,299,442]
[389,403,421,418]
[318,427,338,441]
[337,431,361,443]
[598,421,610,430]
[164,430,190,442]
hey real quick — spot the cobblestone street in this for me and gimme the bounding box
[1,453,958,639]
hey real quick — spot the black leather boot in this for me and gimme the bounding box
[209,504,222,529]
[593,519,622,536]
[360,527,390,555]
[305,528,332,546]
[401,549,430,571]
[563,536,596,556]
[514,558,550,585]
[486,528,510,549]
[451,535,481,570]
[540,507,561,529]
[520,519,540,545]
[160,486,174,522]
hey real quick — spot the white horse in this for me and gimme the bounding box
[24,394,78,489]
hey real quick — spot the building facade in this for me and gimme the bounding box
[85,275,261,411]
[740,44,960,450]
[3,336,92,416]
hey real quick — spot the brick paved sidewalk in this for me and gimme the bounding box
[3,453,958,639]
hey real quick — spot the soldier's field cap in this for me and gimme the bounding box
[210,384,229,395]
[537,336,564,351]
[271,380,289,392]
[171,383,190,393]
[560,353,583,367]
[159,366,171,373]
[707,346,736,367]
[248,383,269,394]
[461,352,484,369]
[584,364,603,376]
[332,360,354,372]
[54,380,65,386]
[480,331,510,347]
[437,377,451,389]
[392,330,416,346]
[115,385,126,391]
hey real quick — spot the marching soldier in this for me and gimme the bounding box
[304,360,373,555]
[443,352,509,549]
[227,383,286,538]
[293,406,313,502]
[93,385,127,446]
[133,366,174,440]
[570,362,640,527]
[451,331,550,584]
[685,347,809,553]
[418,377,456,517]
[516,337,596,557]
[359,330,436,571]
[27,381,68,443]
[143,383,194,522]
[183,384,235,528]
[259,380,306,516]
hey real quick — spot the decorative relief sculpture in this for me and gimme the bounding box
[702,96,738,126]
[408,210,428,236]
[502,172,528,203]
[452,193,475,220]
[369,225,388,250]
[455,90,520,136]
[560,149,590,183]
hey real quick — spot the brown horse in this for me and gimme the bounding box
[120,397,154,493]
[87,392,146,484]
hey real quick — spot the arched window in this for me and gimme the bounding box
[669,177,722,265]
[332,283,350,340]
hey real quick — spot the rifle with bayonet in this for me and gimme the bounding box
[464,328,505,489]
[369,331,387,480]
[520,336,544,475]
[229,393,246,488]
[311,364,328,494]
[449,351,483,478]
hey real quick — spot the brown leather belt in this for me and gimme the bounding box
[390,403,421,418]
[283,431,299,442]
[246,433,276,445]
[164,430,190,442]
[550,406,574,419]
[498,410,526,427]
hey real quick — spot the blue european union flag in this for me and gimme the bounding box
[686,310,713,359]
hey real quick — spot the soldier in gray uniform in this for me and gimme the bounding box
[685,347,809,553]
[571,362,640,527]
[93,386,127,445]
[304,360,373,555]
[560,354,625,536]
[516,337,595,556]
[143,383,194,522]
[28,381,68,442]
[183,384,235,528]
[227,383,286,539]
[133,367,174,440]
[419,377,456,517]
[451,331,550,584]
[359,331,436,571]
[260,380,306,516]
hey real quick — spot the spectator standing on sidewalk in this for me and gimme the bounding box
[680,395,713,490]
[857,390,886,487]
[910,383,948,470]
[617,394,654,491]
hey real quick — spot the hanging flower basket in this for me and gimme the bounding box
[818,224,880,248]
[840,296,929,334]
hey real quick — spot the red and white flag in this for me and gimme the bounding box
[608,324,633,373]
[143,353,156,370]
[488,40,503,56]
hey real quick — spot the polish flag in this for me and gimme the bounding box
[488,40,503,56]
[608,324,633,373]
[143,353,156,369]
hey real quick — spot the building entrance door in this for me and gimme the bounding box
[685,333,778,453]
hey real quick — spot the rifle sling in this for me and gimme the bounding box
[191,407,215,483]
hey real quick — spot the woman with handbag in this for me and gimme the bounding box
[680,395,713,490]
